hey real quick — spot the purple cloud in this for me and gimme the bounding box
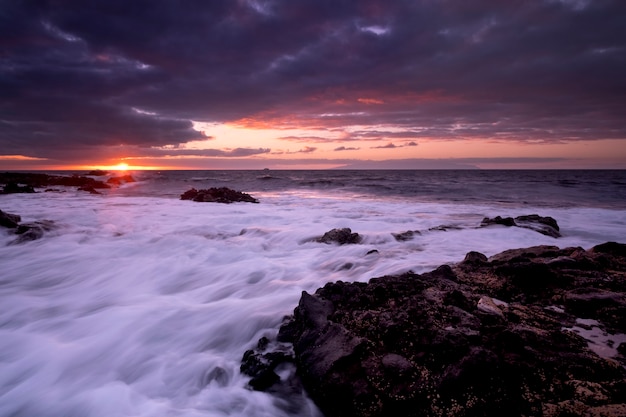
[1,0,624,165]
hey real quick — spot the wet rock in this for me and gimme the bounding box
[313,228,362,245]
[0,209,21,228]
[246,243,626,417]
[564,289,625,312]
[240,336,296,391]
[429,224,463,232]
[480,214,561,238]
[11,220,56,244]
[481,215,516,227]
[462,251,488,265]
[514,214,560,238]
[392,230,420,241]
[1,209,56,244]
[180,187,259,203]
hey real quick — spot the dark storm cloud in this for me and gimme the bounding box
[2,0,625,162]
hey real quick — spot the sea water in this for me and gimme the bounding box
[1,170,625,416]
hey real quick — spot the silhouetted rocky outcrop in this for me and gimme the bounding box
[180,187,259,203]
[1,182,36,194]
[87,170,108,176]
[0,172,110,192]
[242,243,626,417]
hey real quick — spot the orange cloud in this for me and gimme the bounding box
[357,98,385,105]
[0,155,48,161]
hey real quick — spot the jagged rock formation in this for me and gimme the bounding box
[242,243,626,417]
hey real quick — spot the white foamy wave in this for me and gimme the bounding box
[0,190,625,416]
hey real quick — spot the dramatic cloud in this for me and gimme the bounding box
[2,0,625,166]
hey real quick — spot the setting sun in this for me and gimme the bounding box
[112,163,129,171]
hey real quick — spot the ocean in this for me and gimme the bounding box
[1,170,625,417]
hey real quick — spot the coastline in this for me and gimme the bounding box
[244,242,626,417]
[1,170,626,417]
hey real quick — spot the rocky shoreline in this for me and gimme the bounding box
[242,242,626,417]
[0,171,135,194]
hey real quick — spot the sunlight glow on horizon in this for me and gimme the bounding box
[80,162,166,171]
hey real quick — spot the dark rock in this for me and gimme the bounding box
[463,251,488,265]
[248,243,626,417]
[11,220,56,244]
[2,182,36,194]
[87,170,108,176]
[514,215,561,238]
[240,334,296,392]
[392,230,420,241]
[423,264,458,282]
[481,215,516,227]
[202,366,229,387]
[0,209,21,228]
[564,288,626,326]
[0,172,110,190]
[488,245,563,264]
[51,176,110,189]
[314,228,362,245]
[480,215,561,238]
[591,242,626,258]
[429,224,463,232]
[180,187,259,203]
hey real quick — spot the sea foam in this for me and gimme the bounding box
[0,186,625,416]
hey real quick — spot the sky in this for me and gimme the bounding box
[1,0,626,170]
